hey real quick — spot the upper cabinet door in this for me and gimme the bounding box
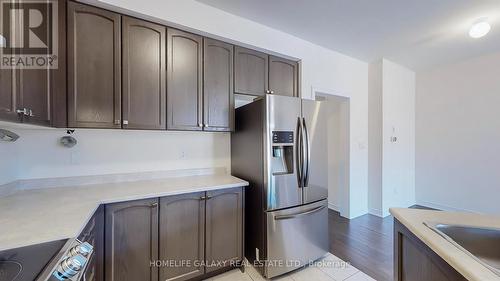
[0,69,17,122]
[122,17,166,130]
[17,69,51,126]
[234,46,268,96]
[67,2,121,128]
[269,56,298,97]
[167,29,202,131]
[105,198,159,281]
[203,38,234,132]
[1,0,66,127]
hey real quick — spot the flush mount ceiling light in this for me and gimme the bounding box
[469,19,491,38]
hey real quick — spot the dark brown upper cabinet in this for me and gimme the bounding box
[67,2,121,129]
[203,38,234,132]
[205,187,243,273]
[159,192,206,281]
[167,28,203,131]
[234,46,268,96]
[105,198,159,281]
[269,56,298,97]
[0,0,66,127]
[235,47,299,98]
[122,17,166,130]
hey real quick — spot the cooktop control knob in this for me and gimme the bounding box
[69,242,93,257]
[53,254,87,280]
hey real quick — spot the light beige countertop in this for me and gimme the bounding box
[0,174,248,252]
[390,208,500,281]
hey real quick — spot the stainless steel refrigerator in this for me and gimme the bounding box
[231,95,328,278]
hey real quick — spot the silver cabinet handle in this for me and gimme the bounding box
[270,90,274,94]
[199,195,212,201]
[16,108,27,115]
[28,109,34,117]
[123,120,129,125]
[114,120,121,125]
[150,202,158,207]
[265,90,270,94]
[198,123,203,128]
[274,205,325,220]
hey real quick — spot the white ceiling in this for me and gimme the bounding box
[197,0,500,70]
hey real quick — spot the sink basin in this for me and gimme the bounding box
[425,222,500,277]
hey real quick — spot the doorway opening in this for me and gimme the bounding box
[315,93,350,218]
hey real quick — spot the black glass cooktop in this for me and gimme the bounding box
[0,239,67,281]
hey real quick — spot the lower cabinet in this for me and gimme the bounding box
[159,192,206,281]
[104,188,244,281]
[105,198,159,281]
[394,219,467,281]
[205,188,243,273]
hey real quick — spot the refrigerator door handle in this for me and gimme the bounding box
[302,117,310,187]
[296,117,303,187]
[274,205,326,220]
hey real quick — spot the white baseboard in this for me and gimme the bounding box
[328,202,340,212]
[368,208,384,217]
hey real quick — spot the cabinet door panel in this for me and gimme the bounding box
[105,198,159,281]
[206,187,243,273]
[0,69,18,122]
[122,17,166,130]
[234,47,268,96]
[18,69,50,125]
[1,0,66,127]
[269,56,298,97]
[68,2,121,128]
[203,38,233,131]
[167,29,202,131]
[159,192,205,281]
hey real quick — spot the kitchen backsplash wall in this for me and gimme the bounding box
[0,128,230,184]
[0,140,18,186]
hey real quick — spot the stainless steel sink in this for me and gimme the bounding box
[425,222,500,277]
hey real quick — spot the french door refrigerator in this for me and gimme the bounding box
[231,95,328,278]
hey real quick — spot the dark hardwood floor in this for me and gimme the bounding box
[328,210,394,281]
[328,206,434,281]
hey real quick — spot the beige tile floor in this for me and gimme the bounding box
[204,253,376,281]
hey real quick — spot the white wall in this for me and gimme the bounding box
[382,59,416,216]
[2,128,230,181]
[325,96,350,216]
[416,51,500,214]
[368,61,383,214]
[0,140,18,185]
[368,59,415,217]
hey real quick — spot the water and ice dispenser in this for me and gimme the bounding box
[271,131,294,175]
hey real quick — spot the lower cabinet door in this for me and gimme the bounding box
[105,198,159,281]
[205,187,243,273]
[159,192,205,281]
